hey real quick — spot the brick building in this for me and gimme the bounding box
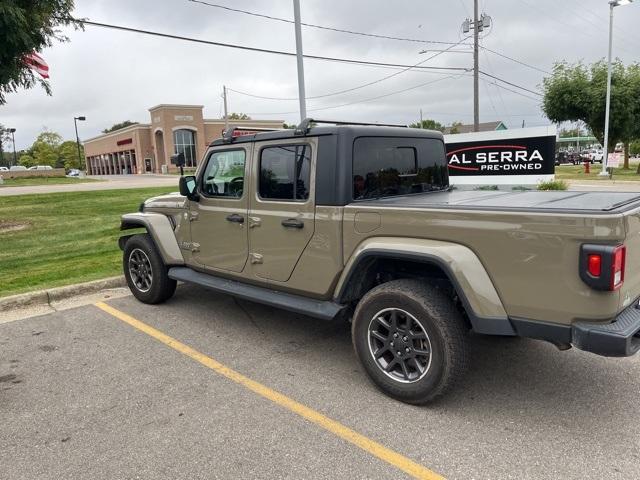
[83,104,283,175]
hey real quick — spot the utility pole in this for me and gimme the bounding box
[473,0,479,132]
[293,0,307,121]
[462,2,492,132]
[420,108,424,128]
[223,85,229,132]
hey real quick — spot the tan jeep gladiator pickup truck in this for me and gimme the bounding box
[119,119,640,404]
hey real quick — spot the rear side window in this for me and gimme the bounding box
[353,137,448,200]
[259,145,311,201]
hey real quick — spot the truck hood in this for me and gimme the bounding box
[354,190,640,214]
[143,191,186,210]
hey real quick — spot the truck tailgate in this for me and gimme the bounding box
[622,208,640,311]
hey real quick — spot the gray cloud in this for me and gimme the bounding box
[2,0,639,149]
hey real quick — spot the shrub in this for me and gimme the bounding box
[537,179,568,191]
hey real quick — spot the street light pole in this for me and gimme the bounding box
[74,116,86,170]
[9,128,16,166]
[600,0,634,176]
[292,0,307,122]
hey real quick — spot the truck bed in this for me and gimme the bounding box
[353,190,640,214]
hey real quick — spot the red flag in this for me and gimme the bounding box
[24,52,49,79]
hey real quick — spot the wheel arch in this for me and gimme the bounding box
[120,213,184,266]
[334,238,514,336]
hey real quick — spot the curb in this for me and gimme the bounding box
[0,276,127,312]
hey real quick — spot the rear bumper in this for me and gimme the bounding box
[506,303,640,357]
[572,303,640,357]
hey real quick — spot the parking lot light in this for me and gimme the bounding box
[600,0,634,176]
[74,116,86,170]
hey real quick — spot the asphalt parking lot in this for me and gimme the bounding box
[2,286,640,479]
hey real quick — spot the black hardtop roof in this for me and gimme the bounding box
[208,121,444,147]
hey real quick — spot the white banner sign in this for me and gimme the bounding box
[607,153,620,168]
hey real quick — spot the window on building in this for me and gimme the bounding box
[259,145,311,201]
[174,129,197,167]
[201,149,246,198]
[352,137,448,200]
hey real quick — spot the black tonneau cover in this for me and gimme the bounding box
[353,190,640,214]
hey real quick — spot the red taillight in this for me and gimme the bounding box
[588,254,602,277]
[580,244,626,291]
[611,245,626,290]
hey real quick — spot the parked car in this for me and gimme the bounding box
[9,165,27,171]
[27,165,53,170]
[0,166,8,172]
[555,151,582,165]
[584,149,604,164]
[119,119,640,404]
[67,169,81,177]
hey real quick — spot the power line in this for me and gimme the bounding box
[481,78,541,102]
[228,38,469,101]
[481,46,551,75]
[187,0,472,47]
[188,0,553,86]
[77,19,470,74]
[478,71,541,96]
[482,49,511,119]
[245,74,468,116]
[516,0,639,56]
[75,19,541,116]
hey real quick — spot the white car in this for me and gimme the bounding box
[584,149,604,164]
[27,165,53,170]
[9,165,27,171]
[0,166,8,171]
[591,150,604,163]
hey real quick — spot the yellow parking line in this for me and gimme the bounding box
[95,301,445,480]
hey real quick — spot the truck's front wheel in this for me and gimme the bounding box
[123,234,177,304]
[352,279,468,404]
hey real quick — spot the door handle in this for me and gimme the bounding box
[281,218,304,229]
[226,214,245,224]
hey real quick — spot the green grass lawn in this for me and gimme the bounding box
[0,187,173,297]
[555,163,640,181]
[0,177,102,187]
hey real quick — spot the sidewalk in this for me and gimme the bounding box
[567,179,640,192]
[0,174,178,196]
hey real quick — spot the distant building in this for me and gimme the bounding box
[83,104,283,175]
[443,120,507,135]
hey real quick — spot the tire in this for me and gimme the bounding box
[352,279,468,405]
[123,234,177,304]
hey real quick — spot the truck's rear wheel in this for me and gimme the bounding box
[352,279,468,404]
[123,234,177,304]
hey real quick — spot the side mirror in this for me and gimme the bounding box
[179,175,199,201]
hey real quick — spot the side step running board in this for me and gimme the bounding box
[168,267,346,321]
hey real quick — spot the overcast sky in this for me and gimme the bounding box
[2,0,640,149]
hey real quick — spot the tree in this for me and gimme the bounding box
[226,112,251,120]
[448,121,464,134]
[0,125,12,165]
[59,140,84,169]
[0,1,80,105]
[18,153,35,167]
[27,130,62,167]
[102,120,139,133]
[542,60,640,168]
[409,119,445,132]
[559,127,586,138]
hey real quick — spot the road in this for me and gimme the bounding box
[2,286,639,479]
[0,174,178,196]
